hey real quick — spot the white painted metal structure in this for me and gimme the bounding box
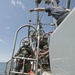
[49,7,75,75]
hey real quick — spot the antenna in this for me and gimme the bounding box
[66,0,71,9]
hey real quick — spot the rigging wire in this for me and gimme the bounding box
[40,4,47,20]
[28,0,54,32]
[39,0,51,20]
[29,13,32,23]
[39,2,54,31]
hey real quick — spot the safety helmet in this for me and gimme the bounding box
[22,40,29,46]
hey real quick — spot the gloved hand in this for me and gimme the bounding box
[29,9,34,12]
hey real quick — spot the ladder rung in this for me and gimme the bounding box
[13,57,37,61]
[11,71,36,75]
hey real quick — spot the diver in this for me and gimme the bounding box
[14,40,34,75]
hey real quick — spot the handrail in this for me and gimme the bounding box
[13,56,37,61]
[9,24,36,75]
[5,59,11,75]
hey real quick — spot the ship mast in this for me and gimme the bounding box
[35,0,41,75]
[34,0,59,74]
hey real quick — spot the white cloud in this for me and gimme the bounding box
[17,1,25,10]
[0,39,5,43]
[6,16,12,19]
[6,26,10,30]
[11,0,16,5]
[0,39,7,45]
[11,0,25,10]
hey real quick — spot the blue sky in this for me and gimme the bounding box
[0,0,75,62]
